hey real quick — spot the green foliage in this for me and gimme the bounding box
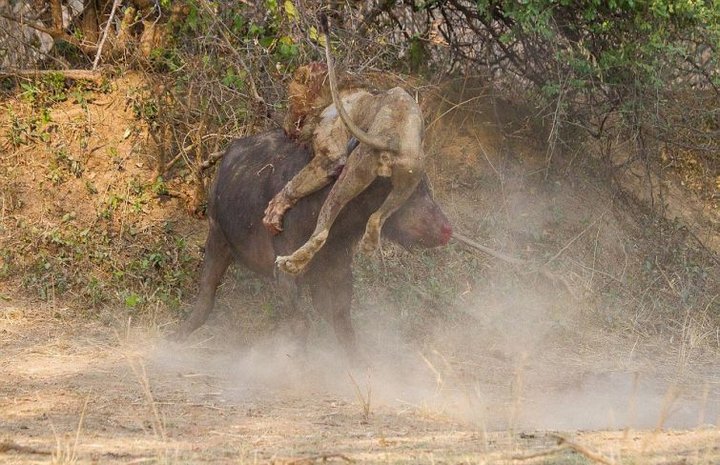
[123,291,142,309]
[128,88,159,122]
[4,77,102,149]
[19,73,69,107]
[10,202,199,312]
[0,250,14,280]
[151,176,169,196]
[221,68,246,90]
[52,148,84,179]
[5,109,51,147]
[471,0,720,108]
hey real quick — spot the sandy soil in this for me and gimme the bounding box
[2,303,719,465]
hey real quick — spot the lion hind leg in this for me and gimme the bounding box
[276,151,378,274]
[359,168,422,253]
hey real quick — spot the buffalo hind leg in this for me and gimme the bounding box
[276,153,377,275]
[359,169,422,253]
[171,224,233,341]
[307,263,358,361]
[275,272,309,354]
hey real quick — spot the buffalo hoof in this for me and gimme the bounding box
[168,317,203,342]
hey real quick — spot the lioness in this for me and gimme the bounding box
[264,15,427,275]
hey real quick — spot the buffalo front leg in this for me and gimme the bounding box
[359,168,422,253]
[263,155,337,235]
[276,153,377,275]
[171,223,233,341]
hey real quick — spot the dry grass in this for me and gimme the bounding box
[50,396,88,465]
[1,304,719,464]
[347,370,372,423]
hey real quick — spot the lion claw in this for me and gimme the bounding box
[263,216,283,236]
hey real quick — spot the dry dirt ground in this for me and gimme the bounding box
[2,302,719,465]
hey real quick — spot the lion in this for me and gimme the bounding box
[264,15,427,275]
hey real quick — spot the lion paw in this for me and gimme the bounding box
[276,254,307,275]
[263,194,294,235]
[276,230,329,275]
[262,212,284,236]
[358,233,379,254]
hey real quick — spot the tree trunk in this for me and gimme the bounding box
[80,0,100,43]
[50,0,63,31]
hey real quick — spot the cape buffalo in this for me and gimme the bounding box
[174,130,452,357]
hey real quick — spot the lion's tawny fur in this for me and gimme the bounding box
[283,62,368,143]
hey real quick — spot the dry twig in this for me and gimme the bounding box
[92,0,122,69]
[544,210,608,266]
[200,151,225,170]
[510,446,568,461]
[451,232,580,299]
[283,454,356,465]
[551,434,618,465]
[163,134,222,175]
[0,441,51,455]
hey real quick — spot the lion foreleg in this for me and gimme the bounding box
[263,155,337,235]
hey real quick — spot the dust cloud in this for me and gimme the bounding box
[150,140,719,433]
[151,280,720,433]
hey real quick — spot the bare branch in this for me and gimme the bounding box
[196,0,267,109]
[50,0,63,32]
[551,434,619,465]
[93,0,122,69]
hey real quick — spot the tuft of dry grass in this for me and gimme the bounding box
[347,370,372,423]
[50,396,89,465]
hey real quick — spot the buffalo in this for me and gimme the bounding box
[174,130,452,357]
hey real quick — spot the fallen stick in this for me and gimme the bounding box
[551,434,618,465]
[452,232,580,299]
[510,445,568,461]
[283,453,356,464]
[0,440,51,455]
[200,150,224,170]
